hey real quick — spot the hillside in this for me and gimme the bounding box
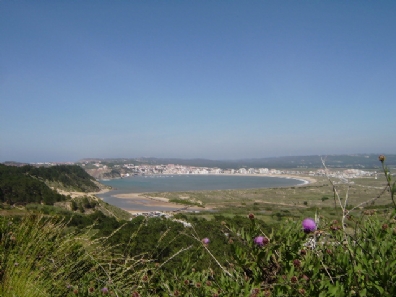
[0,163,132,221]
[0,164,98,204]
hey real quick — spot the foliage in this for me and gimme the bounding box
[0,164,102,206]
[22,164,100,192]
[0,164,65,205]
[0,156,395,296]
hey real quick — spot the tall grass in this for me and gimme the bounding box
[0,215,150,296]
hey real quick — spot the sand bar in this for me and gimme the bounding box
[111,192,208,211]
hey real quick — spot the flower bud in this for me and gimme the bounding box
[298,288,306,295]
[254,236,269,247]
[293,259,301,268]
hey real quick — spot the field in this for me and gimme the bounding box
[142,173,392,223]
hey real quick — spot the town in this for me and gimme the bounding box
[80,160,378,181]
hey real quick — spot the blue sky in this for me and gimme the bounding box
[1,1,395,162]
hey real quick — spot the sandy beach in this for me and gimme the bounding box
[112,192,208,212]
[208,173,317,185]
[57,187,111,199]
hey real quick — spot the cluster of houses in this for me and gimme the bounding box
[312,168,377,179]
[129,211,194,227]
[81,161,378,180]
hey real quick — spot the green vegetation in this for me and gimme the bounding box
[0,164,100,206]
[0,157,395,296]
[0,164,66,205]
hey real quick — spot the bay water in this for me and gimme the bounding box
[97,175,305,212]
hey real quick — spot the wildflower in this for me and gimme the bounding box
[300,249,307,256]
[254,236,269,246]
[293,259,301,268]
[248,213,255,219]
[298,288,306,295]
[131,292,140,297]
[101,287,109,294]
[290,276,298,283]
[195,282,201,288]
[251,288,260,294]
[379,155,386,162]
[382,224,388,230]
[302,218,316,233]
[202,238,210,245]
[89,287,94,293]
[250,288,259,297]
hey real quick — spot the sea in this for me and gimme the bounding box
[97,175,306,212]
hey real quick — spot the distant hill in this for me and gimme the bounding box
[79,154,395,170]
[0,164,100,205]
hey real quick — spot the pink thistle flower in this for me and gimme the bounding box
[253,236,269,247]
[101,287,109,294]
[202,238,210,244]
[302,218,316,233]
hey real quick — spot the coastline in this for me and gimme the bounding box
[216,173,316,185]
[99,174,315,212]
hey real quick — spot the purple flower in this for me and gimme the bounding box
[253,236,269,247]
[202,238,210,244]
[101,287,109,294]
[302,218,317,233]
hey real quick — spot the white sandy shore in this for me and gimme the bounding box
[218,173,316,185]
[112,192,208,211]
[57,188,111,199]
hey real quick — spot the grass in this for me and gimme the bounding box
[145,175,392,224]
[0,215,150,296]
